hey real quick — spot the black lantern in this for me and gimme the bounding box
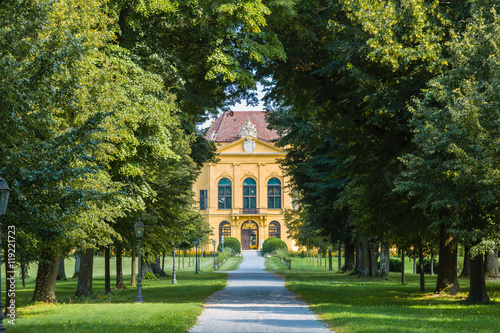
[134,219,145,239]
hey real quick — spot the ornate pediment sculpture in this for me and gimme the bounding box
[239,119,257,138]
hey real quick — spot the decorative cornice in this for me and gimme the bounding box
[266,171,283,182]
[243,172,255,179]
[218,172,232,180]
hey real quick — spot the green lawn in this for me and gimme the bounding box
[266,256,500,333]
[7,254,242,333]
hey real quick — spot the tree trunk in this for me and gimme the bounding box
[401,250,405,284]
[131,254,136,286]
[56,257,66,281]
[380,241,390,279]
[72,247,81,278]
[369,243,380,277]
[337,243,342,271]
[162,252,165,271]
[153,257,167,276]
[484,249,499,279]
[31,248,59,303]
[430,248,435,276]
[418,234,425,292]
[104,247,111,295]
[4,246,17,318]
[345,240,355,272]
[435,224,459,294]
[460,245,470,278]
[413,257,416,274]
[329,250,333,271]
[357,236,371,278]
[467,249,490,303]
[116,243,125,289]
[141,259,155,277]
[21,260,27,288]
[76,248,94,297]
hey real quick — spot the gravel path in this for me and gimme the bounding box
[189,250,332,333]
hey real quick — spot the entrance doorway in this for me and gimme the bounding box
[241,221,259,250]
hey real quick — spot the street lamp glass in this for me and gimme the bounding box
[134,219,145,238]
[213,239,216,246]
[0,178,11,216]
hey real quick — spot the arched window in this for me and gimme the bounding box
[243,178,256,209]
[268,178,281,209]
[269,221,281,239]
[218,178,232,209]
[219,221,231,239]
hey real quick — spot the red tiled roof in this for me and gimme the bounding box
[205,111,280,143]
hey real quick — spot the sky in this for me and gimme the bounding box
[199,83,267,130]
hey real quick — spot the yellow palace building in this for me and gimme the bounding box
[195,111,295,251]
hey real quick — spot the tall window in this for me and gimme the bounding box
[200,190,207,210]
[268,178,281,209]
[243,178,257,209]
[219,221,231,239]
[218,178,232,209]
[269,221,281,238]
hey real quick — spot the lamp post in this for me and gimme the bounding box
[221,235,224,252]
[194,239,199,274]
[171,249,177,284]
[212,239,217,270]
[134,219,145,303]
[0,178,11,333]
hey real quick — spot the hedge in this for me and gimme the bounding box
[386,257,438,274]
[217,237,241,254]
[417,257,439,274]
[261,237,287,255]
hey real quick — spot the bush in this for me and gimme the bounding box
[261,237,287,255]
[389,258,402,272]
[217,237,241,254]
[143,271,157,280]
[215,248,233,265]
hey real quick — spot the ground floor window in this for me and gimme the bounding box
[269,221,280,239]
[200,190,207,210]
[219,221,231,240]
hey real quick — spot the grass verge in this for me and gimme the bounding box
[266,256,500,333]
[7,255,242,333]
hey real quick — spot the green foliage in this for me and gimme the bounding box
[397,2,500,243]
[261,237,287,255]
[143,271,158,280]
[389,258,402,273]
[215,248,233,267]
[217,237,241,254]
[275,248,291,262]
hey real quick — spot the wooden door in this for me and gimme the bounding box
[241,229,251,250]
